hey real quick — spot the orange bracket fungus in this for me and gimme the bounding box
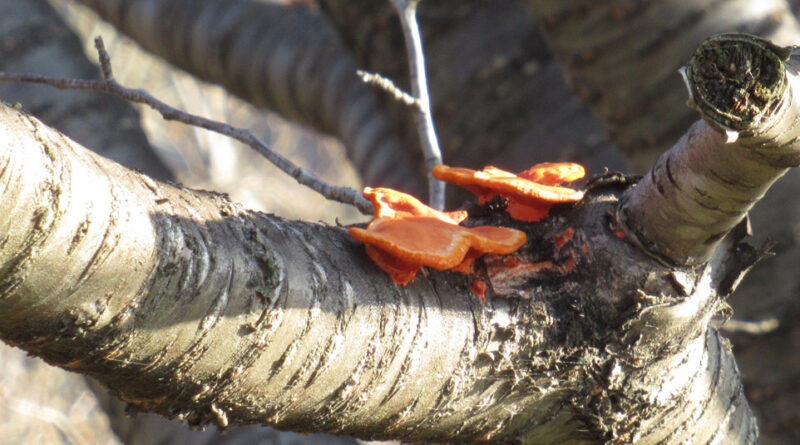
[350,163,586,285]
[433,163,585,222]
[349,188,526,285]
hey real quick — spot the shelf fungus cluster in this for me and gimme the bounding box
[349,163,586,285]
[349,188,526,284]
[433,163,585,222]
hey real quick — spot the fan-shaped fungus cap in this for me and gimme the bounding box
[349,188,527,285]
[433,163,585,222]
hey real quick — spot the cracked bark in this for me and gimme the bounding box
[1,1,792,442]
[0,2,344,443]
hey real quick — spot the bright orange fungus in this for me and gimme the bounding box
[433,163,585,222]
[350,162,585,285]
[349,188,526,285]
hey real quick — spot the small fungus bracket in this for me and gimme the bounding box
[433,163,585,222]
[349,188,526,285]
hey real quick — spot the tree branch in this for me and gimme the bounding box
[316,0,625,179]
[522,0,800,171]
[0,100,760,443]
[0,0,173,182]
[388,0,445,209]
[74,0,421,193]
[0,37,372,215]
[618,34,800,265]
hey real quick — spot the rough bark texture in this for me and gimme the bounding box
[519,4,800,442]
[620,35,800,266]
[3,1,799,443]
[0,102,759,443]
[74,0,419,193]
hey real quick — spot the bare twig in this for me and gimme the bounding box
[719,318,780,335]
[356,69,418,107]
[389,0,445,210]
[0,36,372,215]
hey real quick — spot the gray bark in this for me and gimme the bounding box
[0,98,759,442]
[1,1,792,442]
[521,4,800,442]
[522,0,800,171]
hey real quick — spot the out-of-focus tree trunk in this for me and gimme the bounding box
[74,0,420,194]
[0,0,172,180]
[318,0,625,176]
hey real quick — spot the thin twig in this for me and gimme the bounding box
[356,70,418,107]
[389,0,445,210]
[0,36,372,215]
[720,318,780,335]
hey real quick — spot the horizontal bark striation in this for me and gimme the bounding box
[75,0,418,192]
[522,2,800,440]
[523,0,800,172]
[0,103,757,443]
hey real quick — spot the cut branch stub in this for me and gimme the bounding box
[684,33,790,137]
[619,33,800,266]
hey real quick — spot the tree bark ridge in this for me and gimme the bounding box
[0,101,761,443]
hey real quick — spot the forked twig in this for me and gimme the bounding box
[356,69,417,107]
[388,0,445,210]
[0,37,372,215]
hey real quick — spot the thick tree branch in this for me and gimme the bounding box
[619,34,800,265]
[0,100,759,443]
[519,3,800,439]
[522,0,800,171]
